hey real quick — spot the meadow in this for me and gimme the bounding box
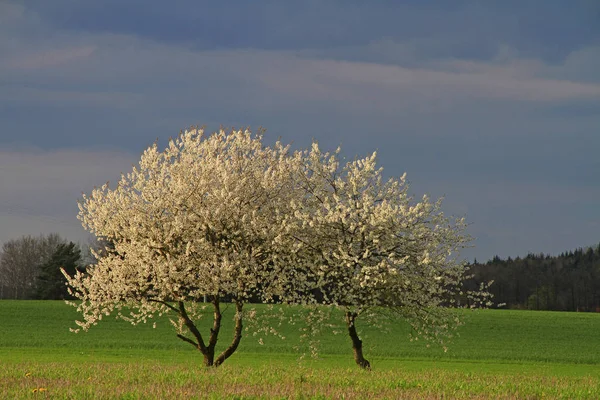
[1,301,600,399]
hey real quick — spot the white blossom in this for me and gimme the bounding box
[63,127,490,369]
[64,128,306,366]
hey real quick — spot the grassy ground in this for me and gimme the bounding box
[1,301,600,398]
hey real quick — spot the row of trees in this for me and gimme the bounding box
[0,234,82,300]
[467,244,600,311]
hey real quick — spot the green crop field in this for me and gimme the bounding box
[1,301,600,398]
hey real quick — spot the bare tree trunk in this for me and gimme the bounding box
[215,300,244,366]
[173,298,244,368]
[345,311,371,370]
[175,301,212,366]
[204,297,222,366]
[203,349,215,366]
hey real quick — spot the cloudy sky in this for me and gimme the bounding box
[1,0,599,261]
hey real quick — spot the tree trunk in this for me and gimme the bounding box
[215,301,244,366]
[173,298,244,368]
[205,297,222,367]
[345,311,371,370]
[175,301,211,366]
[203,348,215,367]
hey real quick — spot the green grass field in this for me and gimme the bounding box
[1,301,600,398]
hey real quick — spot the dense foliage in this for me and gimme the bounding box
[467,244,600,311]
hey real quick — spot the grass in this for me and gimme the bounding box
[1,301,600,398]
[5,361,600,399]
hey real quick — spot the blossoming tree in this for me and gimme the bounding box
[65,127,489,369]
[64,128,302,367]
[281,144,491,369]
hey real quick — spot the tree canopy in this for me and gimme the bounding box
[276,143,490,368]
[64,127,488,368]
[66,129,303,366]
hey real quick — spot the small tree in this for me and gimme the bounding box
[35,242,81,300]
[281,144,491,369]
[64,128,301,367]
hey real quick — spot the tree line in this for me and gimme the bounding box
[466,244,600,311]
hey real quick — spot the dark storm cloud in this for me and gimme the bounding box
[26,0,600,60]
[0,0,598,260]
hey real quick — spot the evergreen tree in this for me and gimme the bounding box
[35,242,81,300]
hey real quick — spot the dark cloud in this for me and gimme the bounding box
[22,0,600,60]
[0,148,135,245]
[0,0,598,260]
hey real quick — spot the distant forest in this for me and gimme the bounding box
[466,243,600,311]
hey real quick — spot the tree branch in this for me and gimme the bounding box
[215,300,244,366]
[148,299,179,313]
[207,297,222,351]
[177,334,199,348]
[178,301,208,353]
